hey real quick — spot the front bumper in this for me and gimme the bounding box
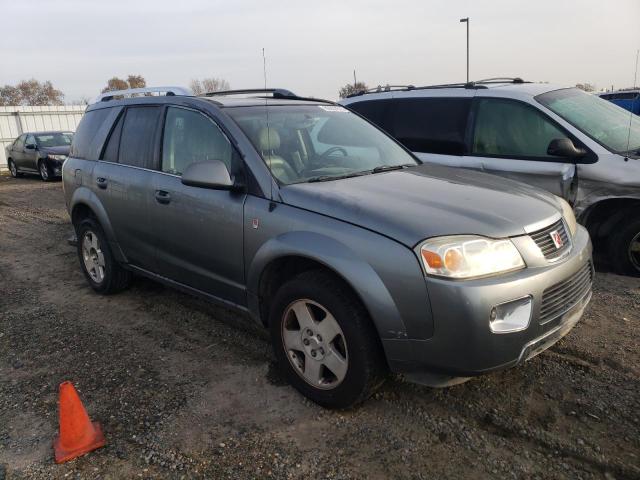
[383,224,593,376]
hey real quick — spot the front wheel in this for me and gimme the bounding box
[75,217,132,293]
[8,159,20,178]
[609,215,640,277]
[39,160,52,182]
[269,270,386,408]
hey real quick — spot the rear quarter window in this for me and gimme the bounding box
[70,107,121,160]
[391,98,471,155]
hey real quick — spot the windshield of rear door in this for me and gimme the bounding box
[225,104,419,184]
[536,88,640,155]
[35,132,73,148]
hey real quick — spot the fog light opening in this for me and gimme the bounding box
[489,296,532,334]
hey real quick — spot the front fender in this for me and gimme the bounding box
[69,186,127,263]
[247,231,409,341]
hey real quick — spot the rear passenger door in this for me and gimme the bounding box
[11,135,26,168]
[94,106,162,271]
[467,97,578,201]
[148,106,247,305]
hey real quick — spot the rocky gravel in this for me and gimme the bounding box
[0,175,639,479]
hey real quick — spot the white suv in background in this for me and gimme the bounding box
[341,78,640,276]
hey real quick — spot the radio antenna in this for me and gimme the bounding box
[263,48,274,206]
[625,49,639,155]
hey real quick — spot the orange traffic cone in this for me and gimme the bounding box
[53,381,105,463]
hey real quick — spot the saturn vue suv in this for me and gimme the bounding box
[62,86,593,408]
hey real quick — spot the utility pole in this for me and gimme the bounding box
[460,17,469,83]
[353,70,357,88]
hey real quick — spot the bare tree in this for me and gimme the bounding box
[190,77,231,95]
[101,75,147,93]
[575,83,596,92]
[0,79,64,106]
[338,81,368,99]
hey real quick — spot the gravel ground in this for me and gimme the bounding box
[0,175,639,480]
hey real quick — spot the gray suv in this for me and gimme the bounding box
[341,79,640,276]
[63,86,593,408]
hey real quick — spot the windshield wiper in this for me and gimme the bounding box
[307,171,368,183]
[371,164,411,174]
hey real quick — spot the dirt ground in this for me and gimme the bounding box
[0,174,638,480]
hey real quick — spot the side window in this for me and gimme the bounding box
[71,108,114,159]
[25,135,36,147]
[118,106,161,169]
[472,98,568,159]
[161,107,236,176]
[391,98,471,155]
[347,99,393,132]
[101,112,124,163]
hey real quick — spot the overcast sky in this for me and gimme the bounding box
[2,0,639,103]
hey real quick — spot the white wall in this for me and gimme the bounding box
[0,105,85,171]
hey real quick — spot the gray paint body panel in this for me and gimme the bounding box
[63,94,593,378]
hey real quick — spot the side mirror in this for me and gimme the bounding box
[25,143,37,150]
[181,160,235,190]
[547,138,586,159]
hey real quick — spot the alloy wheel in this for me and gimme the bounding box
[9,161,17,177]
[281,299,349,390]
[82,231,106,283]
[39,162,49,181]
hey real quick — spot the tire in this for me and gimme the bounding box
[8,159,20,178]
[609,215,640,277]
[75,217,132,294]
[38,160,52,182]
[269,270,386,409]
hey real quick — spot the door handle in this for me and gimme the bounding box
[154,190,171,204]
[96,177,108,189]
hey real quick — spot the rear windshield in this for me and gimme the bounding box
[225,104,418,185]
[35,132,73,147]
[536,88,640,155]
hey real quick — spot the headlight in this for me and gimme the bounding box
[558,197,577,236]
[48,154,67,161]
[419,235,525,279]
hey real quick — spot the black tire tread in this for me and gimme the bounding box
[609,214,640,277]
[270,269,386,408]
[76,217,132,294]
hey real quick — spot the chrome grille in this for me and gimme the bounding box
[530,219,571,260]
[540,262,593,324]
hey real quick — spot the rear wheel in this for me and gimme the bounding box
[8,159,20,178]
[609,215,640,277]
[269,270,386,408]
[39,160,52,182]
[75,217,132,293]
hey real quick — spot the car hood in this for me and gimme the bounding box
[40,145,70,156]
[280,164,562,247]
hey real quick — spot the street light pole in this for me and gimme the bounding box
[460,17,469,83]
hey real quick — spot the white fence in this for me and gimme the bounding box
[0,105,86,171]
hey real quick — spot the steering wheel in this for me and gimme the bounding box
[320,146,348,159]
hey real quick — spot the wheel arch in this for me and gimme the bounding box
[580,197,640,241]
[247,231,409,343]
[69,187,127,263]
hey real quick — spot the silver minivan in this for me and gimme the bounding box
[341,79,640,276]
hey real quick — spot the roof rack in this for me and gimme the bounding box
[92,86,191,104]
[203,88,296,99]
[346,77,529,98]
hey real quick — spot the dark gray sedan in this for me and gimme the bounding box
[6,131,73,181]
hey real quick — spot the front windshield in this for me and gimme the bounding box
[536,88,640,154]
[226,104,419,184]
[35,132,73,148]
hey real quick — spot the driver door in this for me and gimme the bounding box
[466,97,578,203]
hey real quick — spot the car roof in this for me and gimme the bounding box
[24,130,74,135]
[341,82,570,104]
[199,96,332,107]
